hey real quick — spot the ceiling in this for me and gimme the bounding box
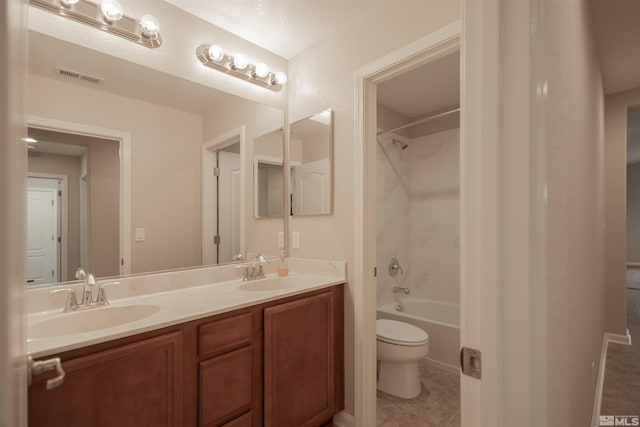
[592,0,640,95]
[377,51,460,119]
[164,0,380,59]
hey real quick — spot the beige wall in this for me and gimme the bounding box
[605,87,640,334]
[27,74,204,275]
[628,162,640,262]
[28,152,82,280]
[288,1,460,415]
[88,140,120,277]
[544,0,606,425]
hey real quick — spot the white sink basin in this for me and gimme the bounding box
[29,304,161,339]
[238,276,310,292]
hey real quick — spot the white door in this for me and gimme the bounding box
[26,177,60,286]
[292,158,330,215]
[218,151,241,263]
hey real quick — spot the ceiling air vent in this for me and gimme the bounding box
[55,67,104,85]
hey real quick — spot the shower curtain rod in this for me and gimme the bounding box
[376,107,460,136]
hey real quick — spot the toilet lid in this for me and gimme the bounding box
[376,319,429,344]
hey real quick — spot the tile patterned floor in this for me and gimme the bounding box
[600,287,640,417]
[376,361,460,427]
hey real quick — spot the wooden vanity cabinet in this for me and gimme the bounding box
[28,331,183,427]
[28,284,343,427]
[264,286,344,427]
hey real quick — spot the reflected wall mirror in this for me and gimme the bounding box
[290,109,333,216]
[254,129,285,218]
[25,29,284,287]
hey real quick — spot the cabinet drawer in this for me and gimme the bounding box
[198,313,252,357]
[200,346,253,427]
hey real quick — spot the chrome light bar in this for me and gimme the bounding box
[29,0,162,49]
[196,44,287,92]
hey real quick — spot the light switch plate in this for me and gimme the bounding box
[277,231,284,248]
[135,227,145,242]
[292,231,300,249]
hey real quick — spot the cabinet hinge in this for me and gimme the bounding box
[460,346,482,379]
[213,167,220,176]
[213,235,220,245]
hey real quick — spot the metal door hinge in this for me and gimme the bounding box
[213,167,220,176]
[213,235,220,245]
[460,346,482,379]
[374,266,377,277]
[57,236,61,243]
[58,190,62,196]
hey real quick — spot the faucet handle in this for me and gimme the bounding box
[51,288,79,312]
[96,282,120,305]
[75,268,86,281]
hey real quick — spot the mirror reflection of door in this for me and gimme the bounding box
[26,128,120,285]
[26,176,62,286]
[217,145,241,263]
[203,140,242,265]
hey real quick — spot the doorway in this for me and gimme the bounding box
[202,126,245,265]
[26,176,64,286]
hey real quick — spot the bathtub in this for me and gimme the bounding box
[377,297,460,371]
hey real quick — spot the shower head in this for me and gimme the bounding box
[392,138,409,151]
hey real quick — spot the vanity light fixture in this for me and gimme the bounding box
[29,0,162,49]
[196,44,287,92]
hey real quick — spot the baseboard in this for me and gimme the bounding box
[332,410,355,427]
[606,330,632,346]
[425,357,459,375]
[591,330,633,427]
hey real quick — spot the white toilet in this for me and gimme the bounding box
[376,319,430,399]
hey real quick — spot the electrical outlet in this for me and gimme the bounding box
[292,231,300,249]
[277,231,284,248]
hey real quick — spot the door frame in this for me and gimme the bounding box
[26,173,69,283]
[27,116,132,275]
[353,20,463,426]
[202,126,245,265]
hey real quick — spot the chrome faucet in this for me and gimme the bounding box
[393,286,410,295]
[237,254,268,281]
[75,268,96,305]
[52,268,120,312]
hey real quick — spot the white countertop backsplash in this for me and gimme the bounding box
[27,258,346,358]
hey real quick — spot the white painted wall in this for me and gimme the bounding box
[544,0,606,425]
[288,1,461,416]
[0,0,27,425]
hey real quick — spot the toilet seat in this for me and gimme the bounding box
[376,319,429,347]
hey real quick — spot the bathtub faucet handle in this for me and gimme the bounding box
[392,287,410,295]
[388,258,404,277]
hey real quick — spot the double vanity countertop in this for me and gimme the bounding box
[27,258,346,358]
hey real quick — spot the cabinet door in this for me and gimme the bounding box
[264,291,336,427]
[28,332,182,427]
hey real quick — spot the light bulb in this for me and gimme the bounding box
[207,45,224,61]
[140,15,160,38]
[232,53,248,70]
[254,63,269,78]
[101,0,123,23]
[274,71,288,85]
[60,0,79,7]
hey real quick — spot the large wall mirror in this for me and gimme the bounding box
[25,30,284,287]
[290,109,333,215]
